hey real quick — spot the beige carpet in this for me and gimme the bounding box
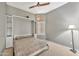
[38,39,79,56]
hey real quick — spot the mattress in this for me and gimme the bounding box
[14,37,48,56]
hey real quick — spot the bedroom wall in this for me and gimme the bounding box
[6,5,35,20]
[6,5,35,37]
[46,2,79,50]
[13,17,32,37]
[0,2,6,55]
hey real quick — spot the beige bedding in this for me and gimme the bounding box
[14,37,48,56]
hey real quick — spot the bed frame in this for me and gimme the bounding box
[13,36,49,56]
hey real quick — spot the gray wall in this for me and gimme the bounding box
[13,17,32,37]
[46,2,79,50]
[0,2,6,55]
[6,5,35,20]
[6,5,35,37]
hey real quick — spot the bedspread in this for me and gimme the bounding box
[14,37,48,56]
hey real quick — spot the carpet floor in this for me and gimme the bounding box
[38,39,79,56]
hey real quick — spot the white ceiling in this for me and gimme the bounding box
[7,2,68,14]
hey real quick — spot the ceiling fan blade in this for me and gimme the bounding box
[37,2,40,6]
[39,2,50,6]
[29,2,50,9]
[29,5,37,9]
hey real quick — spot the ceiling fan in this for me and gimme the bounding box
[29,2,50,9]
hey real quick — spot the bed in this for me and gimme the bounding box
[13,36,48,56]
